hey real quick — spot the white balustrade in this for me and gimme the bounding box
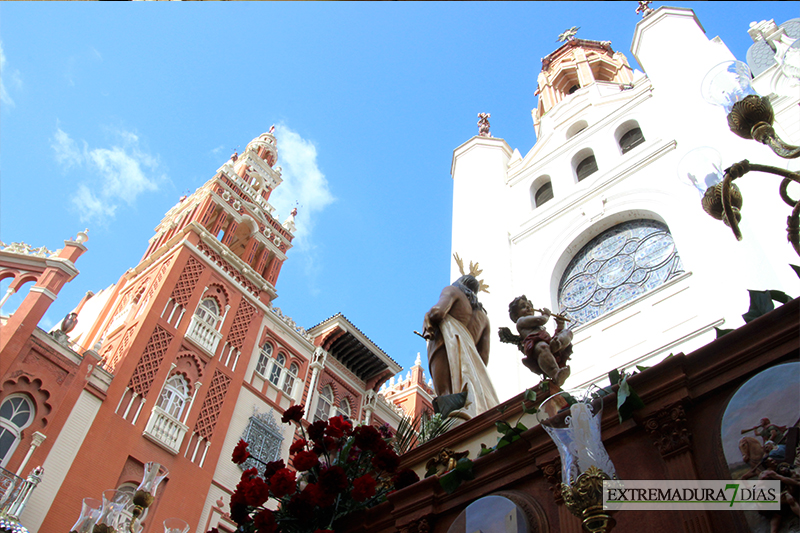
[143,405,188,455]
[185,314,222,356]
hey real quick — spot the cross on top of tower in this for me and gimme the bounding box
[557,26,580,42]
[636,1,655,18]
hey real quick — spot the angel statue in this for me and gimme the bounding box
[498,295,573,387]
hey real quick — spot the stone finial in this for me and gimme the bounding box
[636,1,654,18]
[557,26,580,42]
[477,113,492,137]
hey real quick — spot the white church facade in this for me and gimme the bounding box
[449,6,800,398]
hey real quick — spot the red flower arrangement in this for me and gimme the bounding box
[222,405,419,533]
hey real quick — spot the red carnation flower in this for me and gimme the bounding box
[293,450,319,471]
[241,476,270,507]
[263,459,285,480]
[290,438,308,455]
[253,509,278,533]
[302,482,335,508]
[392,468,420,490]
[308,420,327,442]
[371,448,400,473]
[269,467,297,499]
[352,474,378,502]
[232,439,250,464]
[353,425,384,453]
[319,465,348,494]
[326,416,352,439]
[281,404,305,424]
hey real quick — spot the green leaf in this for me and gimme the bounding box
[495,420,512,434]
[514,422,528,432]
[425,466,439,479]
[478,444,494,457]
[790,264,800,280]
[439,470,461,493]
[742,290,775,323]
[608,368,621,386]
[635,365,650,372]
[454,457,475,479]
[715,327,734,338]
[617,378,645,423]
[768,290,793,305]
[523,388,537,403]
[523,405,539,415]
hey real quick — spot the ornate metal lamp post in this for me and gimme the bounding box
[686,60,800,255]
[537,389,617,533]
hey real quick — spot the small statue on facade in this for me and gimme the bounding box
[477,113,492,138]
[499,295,573,387]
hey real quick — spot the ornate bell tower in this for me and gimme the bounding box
[35,130,301,533]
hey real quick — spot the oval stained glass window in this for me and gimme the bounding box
[558,220,684,326]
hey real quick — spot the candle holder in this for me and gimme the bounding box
[93,490,131,533]
[162,518,190,533]
[129,462,168,533]
[537,389,616,533]
[69,498,102,533]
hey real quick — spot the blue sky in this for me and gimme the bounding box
[1,2,797,379]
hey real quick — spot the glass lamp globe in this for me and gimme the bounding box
[677,147,725,196]
[701,60,758,114]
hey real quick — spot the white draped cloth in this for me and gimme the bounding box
[438,315,499,418]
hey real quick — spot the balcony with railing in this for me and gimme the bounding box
[143,405,188,455]
[185,314,222,356]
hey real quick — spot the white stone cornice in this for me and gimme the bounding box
[29,286,59,301]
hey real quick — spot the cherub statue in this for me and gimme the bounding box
[499,295,573,387]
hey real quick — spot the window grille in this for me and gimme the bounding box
[238,411,284,475]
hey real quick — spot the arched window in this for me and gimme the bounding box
[314,386,333,423]
[195,298,221,329]
[336,399,351,419]
[0,395,35,467]
[534,182,554,208]
[566,120,588,140]
[282,363,299,397]
[615,120,646,155]
[557,219,685,326]
[619,128,645,154]
[255,343,273,376]
[575,154,598,181]
[157,375,190,420]
[269,353,286,386]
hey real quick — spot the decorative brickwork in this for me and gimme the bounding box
[226,300,256,350]
[107,326,136,373]
[147,256,173,297]
[170,256,206,306]
[128,325,174,396]
[194,369,232,440]
[197,242,259,296]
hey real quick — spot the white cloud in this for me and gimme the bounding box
[53,127,161,224]
[0,40,22,109]
[52,127,83,170]
[268,125,335,249]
